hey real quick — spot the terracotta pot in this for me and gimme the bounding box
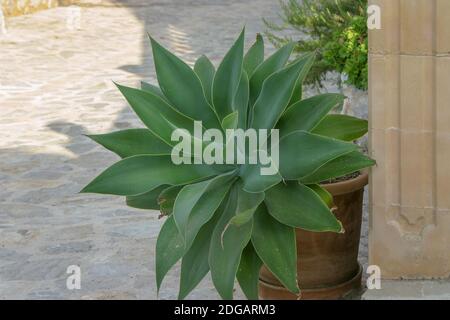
[259,171,368,300]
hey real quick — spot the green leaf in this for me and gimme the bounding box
[81,155,227,196]
[178,198,225,299]
[265,182,342,232]
[183,182,235,251]
[240,150,282,193]
[212,28,245,120]
[251,204,299,294]
[277,94,345,138]
[194,55,215,104]
[243,33,264,77]
[234,71,249,129]
[156,216,184,292]
[86,129,171,158]
[173,171,236,246]
[126,185,167,210]
[289,81,302,107]
[115,84,196,146]
[300,151,375,184]
[221,111,239,130]
[279,131,358,180]
[158,185,183,216]
[249,42,295,106]
[307,184,335,209]
[287,53,315,106]
[237,243,262,300]
[312,114,368,141]
[251,56,314,131]
[229,186,265,226]
[209,186,253,299]
[150,37,220,129]
[140,81,169,103]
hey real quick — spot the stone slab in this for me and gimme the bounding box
[363,280,450,300]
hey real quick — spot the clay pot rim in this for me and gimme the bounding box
[320,170,368,196]
[259,264,362,299]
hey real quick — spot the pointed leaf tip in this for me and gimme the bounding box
[212,28,245,120]
[78,186,89,194]
[151,34,221,128]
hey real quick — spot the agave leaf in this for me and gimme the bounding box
[251,204,299,295]
[125,185,167,210]
[229,186,264,227]
[182,180,235,249]
[307,184,335,209]
[150,37,221,129]
[140,81,169,103]
[287,53,315,106]
[240,150,282,194]
[300,151,375,184]
[194,55,215,104]
[81,155,229,196]
[289,79,302,107]
[155,215,184,293]
[212,28,245,120]
[243,33,264,77]
[158,185,183,216]
[237,243,262,300]
[178,198,225,299]
[265,182,342,232]
[250,56,314,131]
[173,171,236,246]
[312,114,368,141]
[290,82,302,107]
[277,94,345,138]
[234,71,249,129]
[179,239,211,300]
[221,111,239,130]
[279,131,358,180]
[209,186,253,300]
[249,42,295,106]
[116,84,197,146]
[86,129,171,158]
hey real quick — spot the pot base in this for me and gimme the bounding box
[258,264,362,300]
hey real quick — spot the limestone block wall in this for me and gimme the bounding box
[369,0,450,278]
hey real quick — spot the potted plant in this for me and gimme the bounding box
[82,29,375,300]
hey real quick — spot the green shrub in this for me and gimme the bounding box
[264,0,368,90]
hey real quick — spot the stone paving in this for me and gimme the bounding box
[0,0,368,299]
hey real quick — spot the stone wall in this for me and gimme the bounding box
[369,0,450,279]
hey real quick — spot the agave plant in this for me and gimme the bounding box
[82,28,375,300]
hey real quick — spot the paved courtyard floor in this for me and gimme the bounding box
[0,0,368,299]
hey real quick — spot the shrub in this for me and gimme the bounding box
[264,0,368,90]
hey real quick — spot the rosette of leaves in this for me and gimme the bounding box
[82,29,375,299]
